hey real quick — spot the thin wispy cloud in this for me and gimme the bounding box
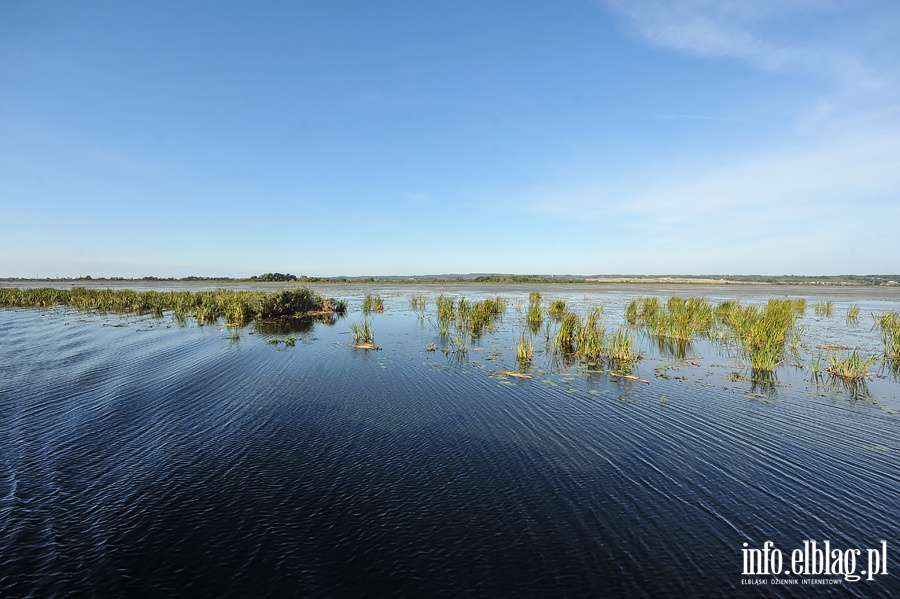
[603,0,882,91]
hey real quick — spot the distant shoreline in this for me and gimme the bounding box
[2,274,899,287]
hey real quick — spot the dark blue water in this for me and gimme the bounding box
[1,286,899,597]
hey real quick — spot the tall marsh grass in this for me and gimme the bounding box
[0,286,346,325]
[826,350,875,380]
[517,331,534,365]
[873,311,900,362]
[607,327,638,363]
[722,299,799,372]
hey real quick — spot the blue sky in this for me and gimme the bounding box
[2,0,898,278]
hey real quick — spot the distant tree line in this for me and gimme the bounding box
[250,272,299,282]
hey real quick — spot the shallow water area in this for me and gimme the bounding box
[1,284,899,597]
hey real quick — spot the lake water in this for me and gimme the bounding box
[1,284,898,597]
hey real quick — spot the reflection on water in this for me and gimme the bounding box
[254,313,344,334]
[749,369,780,398]
[652,335,694,360]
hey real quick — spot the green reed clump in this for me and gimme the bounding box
[625,296,660,326]
[722,299,799,372]
[435,294,456,321]
[873,311,900,362]
[793,298,807,315]
[553,312,580,354]
[528,291,542,305]
[607,327,638,363]
[826,350,875,380]
[548,300,567,320]
[0,286,345,326]
[253,288,333,319]
[525,303,543,332]
[628,296,713,342]
[468,297,506,337]
[814,301,834,318]
[846,304,860,324]
[714,299,742,326]
[517,330,533,365]
[362,294,384,314]
[657,297,713,340]
[350,319,374,344]
[456,298,472,323]
[575,307,605,360]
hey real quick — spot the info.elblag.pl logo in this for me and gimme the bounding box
[741,540,889,585]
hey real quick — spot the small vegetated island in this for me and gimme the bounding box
[0,286,347,327]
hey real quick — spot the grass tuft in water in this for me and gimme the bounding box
[362,294,384,314]
[826,350,875,380]
[721,299,799,372]
[350,319,374,344]
[517,330,534,365]
[814,301,834,318]
[606,327,638,363]
[409,295,428,319]
[873,311,900,363]
[548,300,567,320]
